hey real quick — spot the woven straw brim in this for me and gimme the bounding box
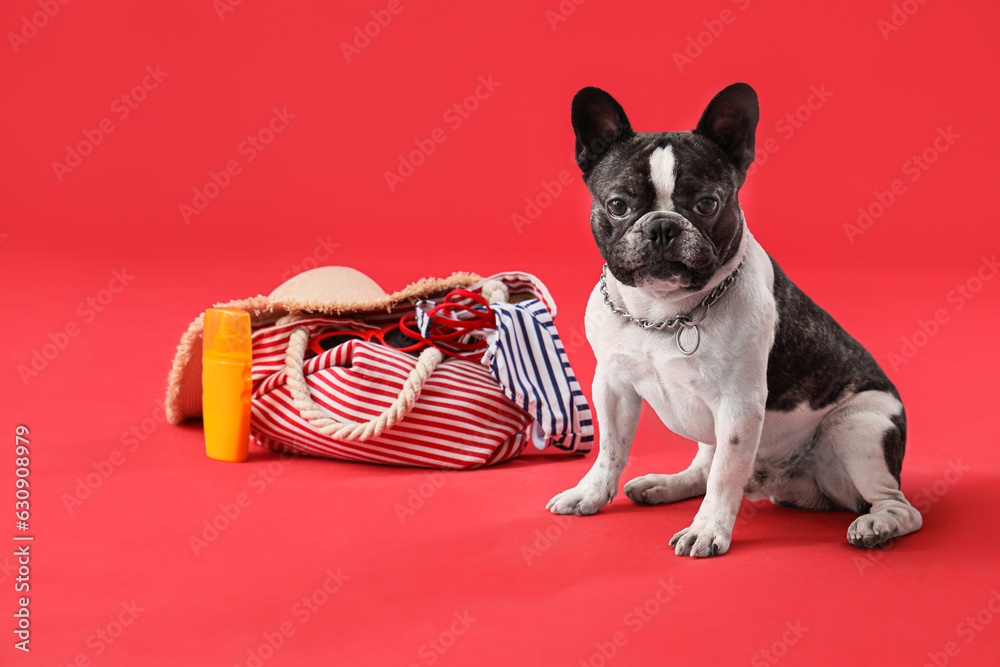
[165,270,482,424]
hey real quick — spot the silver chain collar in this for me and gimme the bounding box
[599,257,744,355]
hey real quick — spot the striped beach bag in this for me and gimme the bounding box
[165,266,593,469]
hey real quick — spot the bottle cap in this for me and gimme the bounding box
[203,308,252,361]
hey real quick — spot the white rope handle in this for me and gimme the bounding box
[480,279,508,305]
[283,326,443,442]
[278,281,506,442]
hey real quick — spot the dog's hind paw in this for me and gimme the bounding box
[624,473,704,505]
[847,506,921,549]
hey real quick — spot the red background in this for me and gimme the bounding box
[3,0,1000,665]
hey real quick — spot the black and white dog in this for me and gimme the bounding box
[547,83,922,557]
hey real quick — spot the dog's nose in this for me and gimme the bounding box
[643,219,682,246]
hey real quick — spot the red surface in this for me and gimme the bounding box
[3,0,1000,665]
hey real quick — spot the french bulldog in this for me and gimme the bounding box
[546,83,922,557]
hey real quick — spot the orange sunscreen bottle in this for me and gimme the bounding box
[202,308,252,462]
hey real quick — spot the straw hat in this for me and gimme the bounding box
[165,266,482,424]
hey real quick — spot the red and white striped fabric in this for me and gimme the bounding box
[248,316,534,469]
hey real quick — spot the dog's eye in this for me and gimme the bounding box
[606,198,631,217]
[694,198,718,216]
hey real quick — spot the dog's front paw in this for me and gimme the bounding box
[546,483,614,516]
[669,520,732,557]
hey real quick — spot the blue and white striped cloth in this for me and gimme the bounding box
[484,300,593,452]
[414,294,593,453]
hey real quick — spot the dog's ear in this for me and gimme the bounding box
[572,87,633,172]
[695,83,759,174]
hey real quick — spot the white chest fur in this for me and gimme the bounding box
[585,231,778,445]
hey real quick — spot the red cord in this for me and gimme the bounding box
[398,290,496,359]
